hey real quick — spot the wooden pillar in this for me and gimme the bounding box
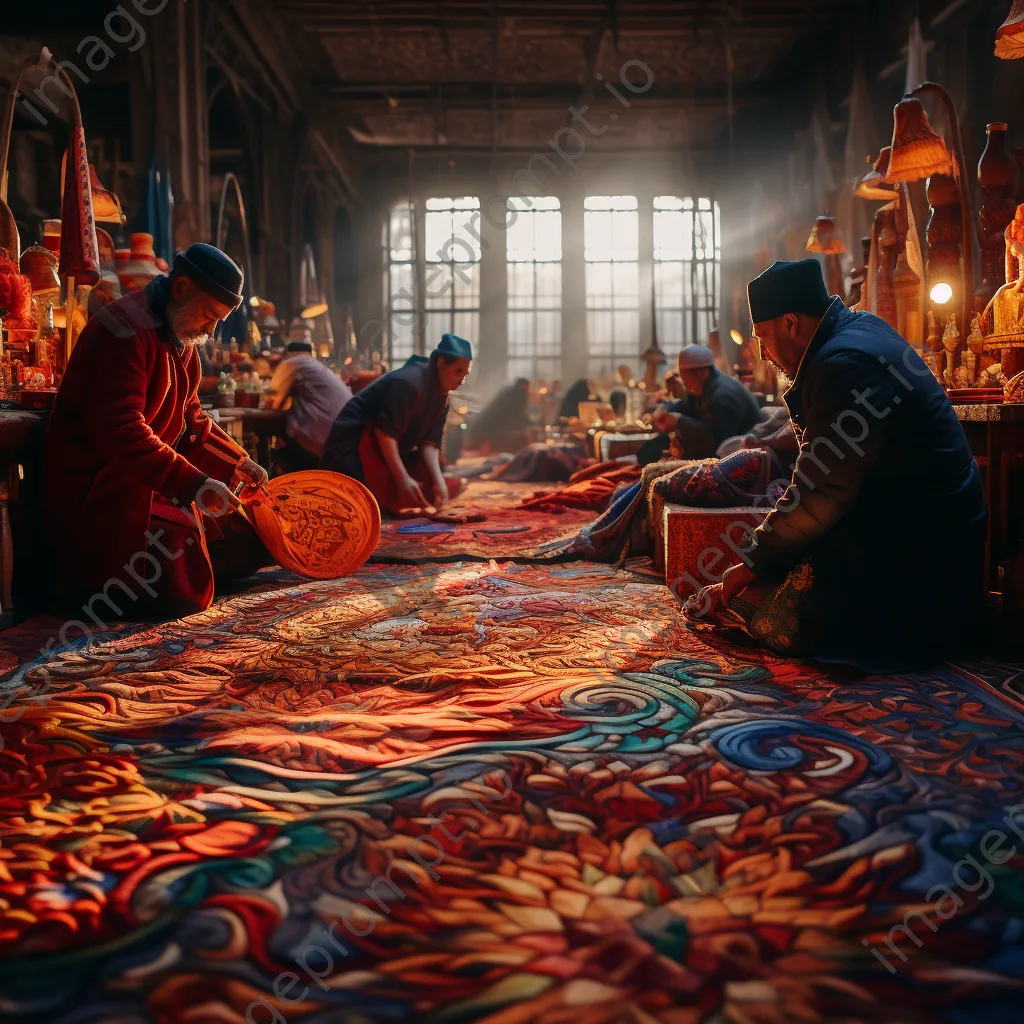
[355,204,385,362]
[477,196,508,396]
[562,196,587,385]
[192,0,211,241]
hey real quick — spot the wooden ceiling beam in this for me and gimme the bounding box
[322,81,775,105]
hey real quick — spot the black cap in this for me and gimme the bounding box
[286,341,314,354]
[173,243,244,310]
[747,259,830,325]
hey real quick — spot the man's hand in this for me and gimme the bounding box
[195,479,244,518]
[233,458,269,494]
[429,474,449,512]
[721,562,756,605]
[396,474,429,511]
[684,562,756,623]
[652,409,681,434]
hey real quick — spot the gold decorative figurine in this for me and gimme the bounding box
[942,313,961,389]
[980,202,1024,378]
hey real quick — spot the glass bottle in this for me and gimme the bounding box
[978,122,1019,303]
[0,324,9,392]
[35,303,60,386]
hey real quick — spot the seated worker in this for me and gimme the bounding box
[609,387,628,421]
[322,333,472,512]
[265,340,352,473]
[43,243,270,620]
[466,377,531,453]
[640,345,761,465]
[558,378,600,421]
[690,259,986,669]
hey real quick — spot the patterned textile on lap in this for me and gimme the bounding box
[1,560,1023,1023]
[653,447,786,509]
[573,450,783,563]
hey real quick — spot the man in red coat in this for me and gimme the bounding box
[44,243,269,623]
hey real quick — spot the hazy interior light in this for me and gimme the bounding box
[930,282,953,305]
[729,329,745,346]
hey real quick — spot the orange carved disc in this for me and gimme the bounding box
[248,471,381,579]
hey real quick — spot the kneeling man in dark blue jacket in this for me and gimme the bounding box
[691,259,986,670]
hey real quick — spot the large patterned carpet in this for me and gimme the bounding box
[1,561,1023,1023]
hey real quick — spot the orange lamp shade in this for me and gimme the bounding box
[805,214,846,255]
[996,0,1024,58]
[856,147,898,200]
[20,245,60,292]
[886,98,952,183]
[61,153,126,226]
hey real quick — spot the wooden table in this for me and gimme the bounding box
[215,407,285,471]
[954,402,1024,625]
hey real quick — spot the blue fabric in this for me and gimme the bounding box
[574,480,645,560]
[143,156,173,266]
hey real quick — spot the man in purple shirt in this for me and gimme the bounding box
[266,341,352,472]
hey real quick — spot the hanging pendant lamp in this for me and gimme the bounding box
[886,97,952,183]
[996,1,1024,58]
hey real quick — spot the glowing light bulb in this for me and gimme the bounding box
[730,329,744,346]
[930,282,953,305]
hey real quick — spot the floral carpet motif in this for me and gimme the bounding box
[0,562,1022,1023]
[373,480,592,562]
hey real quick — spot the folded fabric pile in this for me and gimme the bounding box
[495,442,588,482]
[517,461,642,513]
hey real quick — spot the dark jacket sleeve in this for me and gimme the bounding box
[674,385,747,458]
[746,353,895,576]
[423,400,449,448]
[374,378,419,439]
[674,411,717,458]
